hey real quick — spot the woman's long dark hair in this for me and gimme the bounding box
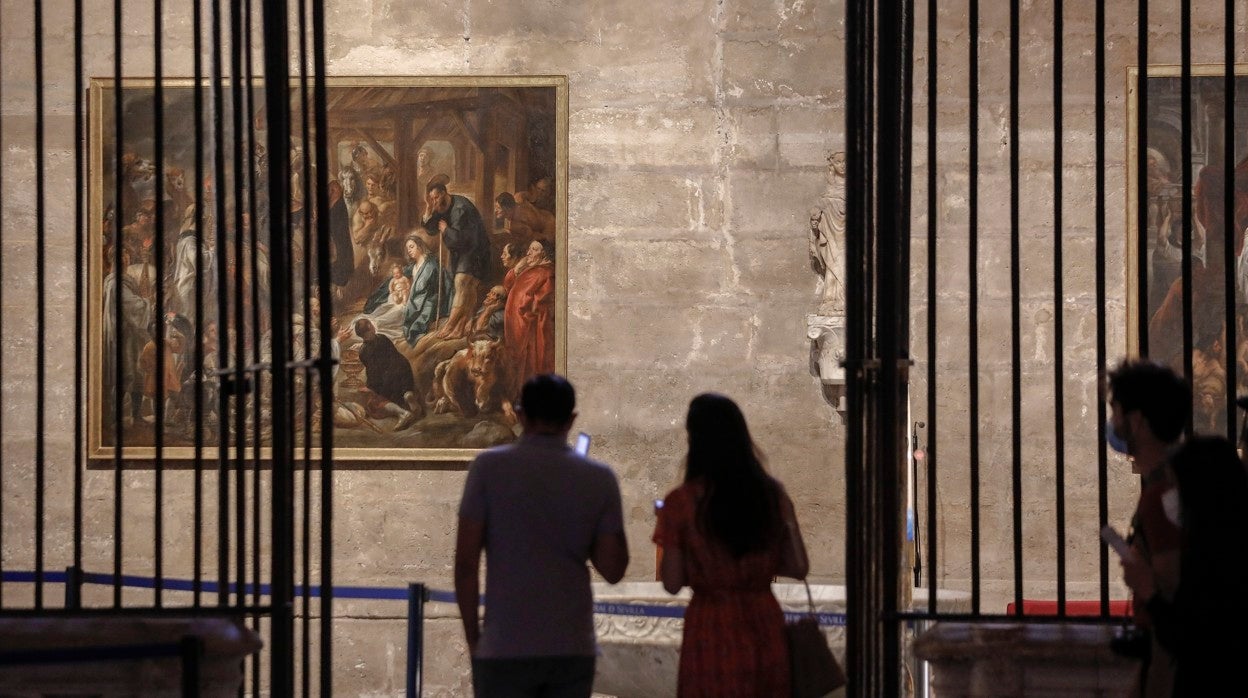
[684,393,781,557]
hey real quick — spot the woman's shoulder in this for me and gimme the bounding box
[663,479,705,506]
[769,477,796,507]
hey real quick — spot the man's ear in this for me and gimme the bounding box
[562,411,578,433]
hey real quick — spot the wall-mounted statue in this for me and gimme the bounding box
[809,151,846,315]
[807,151,848,420]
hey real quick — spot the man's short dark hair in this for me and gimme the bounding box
[1108,359,1191,443]
[520,374,576,424]
[426,179,448,195]
[496,192,516,209]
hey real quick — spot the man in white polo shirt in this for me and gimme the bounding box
[455,374,629,697]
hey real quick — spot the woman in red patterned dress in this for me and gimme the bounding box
[653,393,810,697]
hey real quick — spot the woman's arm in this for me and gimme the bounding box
[777,490,810,580]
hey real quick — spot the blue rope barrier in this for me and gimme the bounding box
[1,571,70,584]
[0,571,847,627]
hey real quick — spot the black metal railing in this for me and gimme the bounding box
[848,0,1243,695]
[0,1,336,695]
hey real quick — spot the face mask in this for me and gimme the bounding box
[1106,418,1129,455]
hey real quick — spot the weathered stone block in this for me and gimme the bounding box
[572,236,733,304]
[572,106,719,169]
[330,38,469,73]
[776,106,843,168]
[723,0,843,36]
[721,36,841,105]
[570,168,723,233]
[723,106,780,169]
[727,169,825,234]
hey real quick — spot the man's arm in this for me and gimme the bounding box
[453,517,485,654]
[659,543,685,595]
[1123,549,1180,654]
[590,529,629,584]
[439,208,468,252]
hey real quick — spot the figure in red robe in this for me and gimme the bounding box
[503,239,556,391]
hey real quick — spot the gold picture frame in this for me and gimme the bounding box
[1125,64,1248,433]
[88,76,569,463]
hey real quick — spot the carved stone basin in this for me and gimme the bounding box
[590,582,972,698]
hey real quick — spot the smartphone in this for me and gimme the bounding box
[574,432,591,457]
[1100,525,1133,560]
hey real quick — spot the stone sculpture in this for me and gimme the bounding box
[807,151,848,419]
[809,151,846,314]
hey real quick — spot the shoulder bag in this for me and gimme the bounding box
[785,580,846,698]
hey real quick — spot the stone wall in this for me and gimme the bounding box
[0,0,843,693]
[1,0,1241,694]
[908,0,1248,607]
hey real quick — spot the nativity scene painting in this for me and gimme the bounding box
[89,77,567,460]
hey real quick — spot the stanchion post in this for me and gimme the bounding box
[407,583,426,697]
[180,635,203,697]
[64,566,83,609]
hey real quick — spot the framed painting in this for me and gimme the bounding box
[1126,65,1248,433]
[88,76,569,463]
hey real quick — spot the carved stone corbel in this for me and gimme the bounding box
[807,313,847,422]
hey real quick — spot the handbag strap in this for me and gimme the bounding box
[804,579,815,614]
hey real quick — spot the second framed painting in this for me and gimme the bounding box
[88,76,569,463]
[1126,64,1248,434]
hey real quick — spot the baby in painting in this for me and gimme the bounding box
[388,263,411,305]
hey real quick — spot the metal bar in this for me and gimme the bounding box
[879,0,914,690]
[64,566,82,609]
[153,0,169,608]
[192,0,208,609]
[843,0,869,690]
[295,0,315,691]
[924,0,938,616]
[866,0,878,684]
[34,0,48,611]
[241,3,263,691]
[180,635,203,698]
[1224,0,1238,439]
[857,0,877,678]
[1095,0,1110,615]
[311,0,337,686]
[407,583,425,697]
[1008,0,1023,616]
[893,611,1132,624]
[72,0,86,603]
[260,0,296,694]
[967,0,982,615]
[0,605,274,619]
[0,642,185,666]
[1052,0,1067,615]
[111,0,126,610]
[211,0,233,610]
[1136,0,1149,356]
[865,1,876,344]
[1180,0,1193,433]
[0,0,6,610]
[229,0,248,611]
